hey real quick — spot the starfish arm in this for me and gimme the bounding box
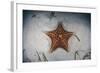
[64,31,73,35]
[49,39,58,53]
[47,32,58,53]
[63,32,73,41]
[46,32,56,40]
[61,39,69,52]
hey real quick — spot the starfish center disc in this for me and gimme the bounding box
[59,34,62,38]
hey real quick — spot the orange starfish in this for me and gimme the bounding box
[46,22,80,53]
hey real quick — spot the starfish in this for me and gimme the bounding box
[46,22,80,53]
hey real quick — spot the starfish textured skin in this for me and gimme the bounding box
[46,22,74,53]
